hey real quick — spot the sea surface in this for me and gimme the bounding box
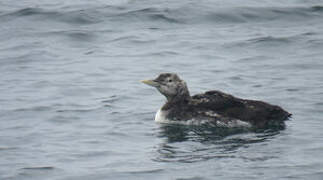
[1,0,323,179]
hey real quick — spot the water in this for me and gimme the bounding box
[1,0,323,179]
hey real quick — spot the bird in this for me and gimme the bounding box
[141,73,291,129]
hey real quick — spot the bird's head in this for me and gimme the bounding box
[141,73,190,102]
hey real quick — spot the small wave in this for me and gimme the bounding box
[148,51,179,57]
[286,88,300,92]
[116,7,181,23]
[21,166,55,170]
[50,102,104,113]
[113,5,323,24]
[60,10,101,25]
[148,13,180,23]
[55,107,100,113]
[227,34,305,48]
[51,30,97,42]
[2,5,323,25]
[1,7,101,25]
[126,168,164,175]
[101,95,119,108]
[176,177,206,180]
[0,146,19,151]
[103,50,180,58]
[108,35,156,44]
[11,7,57,17]
[311,5,323,12]
[14,106,52,112]
[248,36,293,44]
[48,115,80,124]
[109,35,138,43]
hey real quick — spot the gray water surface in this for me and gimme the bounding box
[1,0,323,179]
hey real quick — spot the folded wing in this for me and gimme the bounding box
[191,90,291,128]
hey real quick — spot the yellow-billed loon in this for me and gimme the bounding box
[141,73,291,129]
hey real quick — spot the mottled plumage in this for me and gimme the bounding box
[141,73,291,129]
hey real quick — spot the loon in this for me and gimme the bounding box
[141,73,291,129]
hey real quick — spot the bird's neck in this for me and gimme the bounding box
[161,81,191,111]
[162,93,191,111]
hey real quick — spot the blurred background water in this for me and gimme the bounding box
[1,0,323,179]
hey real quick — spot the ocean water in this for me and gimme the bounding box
[1,0,323,179]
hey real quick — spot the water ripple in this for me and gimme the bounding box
[1,1,323,180]
[2,5,323,25]
[21,166,55,170]
[153,125,279,163]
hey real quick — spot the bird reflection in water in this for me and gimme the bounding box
[153,124,281,163]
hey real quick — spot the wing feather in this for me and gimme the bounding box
[190,90,290,128]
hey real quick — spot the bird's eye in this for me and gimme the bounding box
[168,79,172,83]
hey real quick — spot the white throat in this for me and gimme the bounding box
[154,109,170,123]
